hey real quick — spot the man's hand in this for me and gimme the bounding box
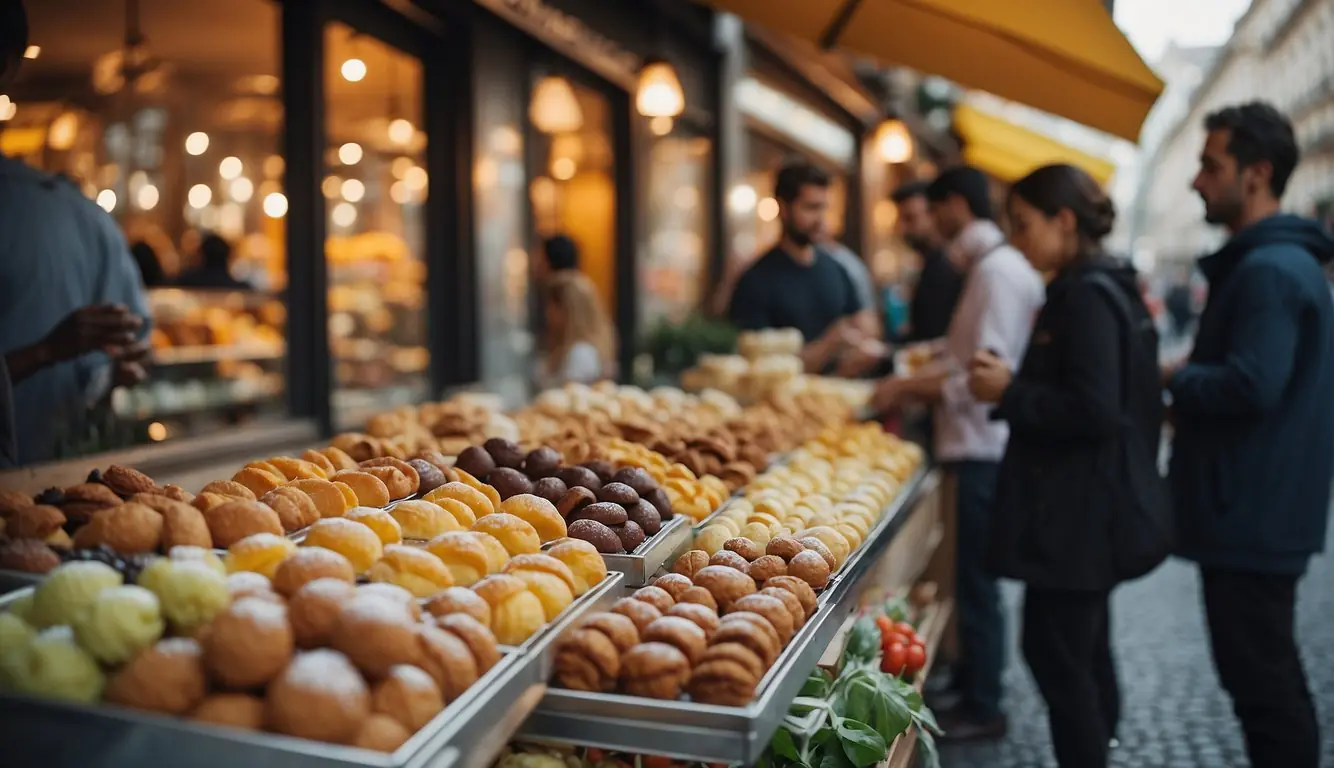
[835,337,890,378]
[871,376,904,414]
[43,305,143,364]
[967,350,1012,403]
[109,340,152,388]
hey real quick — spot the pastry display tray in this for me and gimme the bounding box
[0,572,623,768]
[0,568,43,595]
[516,470,932,764]
[582,515,693,587]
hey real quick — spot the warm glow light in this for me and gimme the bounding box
[391,157,414,179]
[147,422,167,441]
[263,192,288,218]
[264,155,284,178]
[757,197,780,222]
[529,76,583,134]
[338,142,363,165]
[96,189,117,212]
[331,201,357,227]
[0,96,16,122]
[47,112,79,150]
[323,175,342,198]
[185,131,209,155]
[188,184,213,209]
[388,118,415,145]
[219,156,243,180]
[404,166,428,192]
[875,118,914,164]
[390,181,410,204]
[23,45,40,60]
[635,59,685,118]
[728,184,758,214]
[649,116,673,136]
[230,177,254,203]
[136,184,159,210]
[341,178,365,202]
[551,157,576,180]
[341,58,366,82]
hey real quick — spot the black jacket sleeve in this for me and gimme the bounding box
[994,282,1123,440]
[727,268,769,331]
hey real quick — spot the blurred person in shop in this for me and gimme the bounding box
[176,232,253,290]
[536,271,617,388]
[870,165,1045,741]
[967,164,1171,767]
[536,233,580,283]
[130,241,167,288]
[728,161,874,373]
[0,0,151,467]
[1165,101,1333,768]
[894,180,964,343]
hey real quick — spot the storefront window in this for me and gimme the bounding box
[5,0,286,452]
[642,128,712,326]
[323,24,427,429]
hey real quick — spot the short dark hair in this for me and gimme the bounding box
[926,166,993,220]
[200,233,232,268]
[891,180,930,204]
[1204,101,1298,198]
[544,234,579,272]
[774,161,830,205]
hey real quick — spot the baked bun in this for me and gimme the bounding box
[620,642,690,699]
[763,576,818,619]
[260,487,321,532]
[231,467,285,498]
[424,532,492,587]
[424,587,492,628]
[676,586,719,612]
[509,569,574,621]
[204,500,283,548]
[320,446,360,472]
[709,550,750,573]
[288,479,350,519]
[720,612,781,656]
[579,612,640,653]
[105,637,208,715]
[301,450,339,476]
[499,494,567,543]
[225,533,297,579]
[192,693,265,730]
[545,539,608,596]
[356,583,422,621]
[728,594,794,645]
[373,664,443,731]
[671,550,709,579]
[788,550,831,590]
[642,616,707,664]
[368,545,455,598]
[555,626,621,692]
[265,649,370,744]
[270,546,353,597]
[331,471,391,509]
[666,602,720,639]
[362,465,415,501]
[631,586,676,614]
[451,467,504,512]
[344,507,404,546]
[412,624,480,702]
[691,565,757,611]
[652,573,695,602]
[202,598,294,689]
[331,596,424,680]
[424,482,495,523]
[610,597,662,635]
[427,497,478,530]
[360,458,421,497]
[471,574,546,645]
[268,457,329,481]
[472,513,541,556]
[80,503,163,553]
[288,578,356,649]
[710,615,779,668]
[433,613,501,673]
[759,586,807,630]
[199,480,256,501]
[687,643,765,706]
[353,714,410,752]
[390,500,461,540]
[302,518,384,574]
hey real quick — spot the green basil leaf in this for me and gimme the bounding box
[843,617,881,664]
[843,679,877,725]
[871,687,914,743]
[772,727,802,761]
[818,749,856,768]
[836,719,888,767]
[800,670,833,699]
[917,728,942,768]
[813,727,838,748]
[914,704,943,735]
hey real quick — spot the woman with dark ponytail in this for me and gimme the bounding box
[966,164,1171,768]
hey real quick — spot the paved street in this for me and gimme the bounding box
[940,527,1334,768]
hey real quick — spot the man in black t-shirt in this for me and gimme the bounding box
[894,181,964,343]
[728,162,867,372]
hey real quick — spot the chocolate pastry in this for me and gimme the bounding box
[596,482,640,507]
[555,487,597,519]
[612,520,645,552]
[580,460,616,483]
[610,597,662,635]
[522,447,563,479]
[487,467,532,500]
[626,500,662,536]
[574,501,628,527]
[567,519,624,553]
[708,550,751,573]
[747,555,788,585]
[611,467,658,496]
[619,642,690,699]
[724,538,764,562]
[580,612,640,653]
[666,602,720,639]
[630,586,675,614]
[728,594,794,645]
[765,537,805,562]
[555,466,602,493]
[676,586,718,612]
[454,446,496,479]
[407,459,450,494]
[483,438,525,470]
[554,627,620,692]
[652,573,694,602]
[532,477,569,507]
[670,550,709,579]
[644,487,674,520]
[642,616,707,664]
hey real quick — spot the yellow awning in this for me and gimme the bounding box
[954,103,1117,185]
[704,0,1163,141]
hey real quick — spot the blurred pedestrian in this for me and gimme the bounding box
[538,272,616,388]
[537,234,580,283]
[895,180,964,343]
[0,0,151,467]
[969,164,1171,768]
[176,233,252,290]
[130,241,166,287]
[1166,101,1333,768]
[872,166,1045,740]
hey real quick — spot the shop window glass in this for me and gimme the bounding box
[5,0,286,453]
[323,24,427,429]
[642,127,712,326]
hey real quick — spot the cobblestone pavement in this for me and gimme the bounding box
[940,526,1334,768]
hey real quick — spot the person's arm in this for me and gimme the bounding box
[3,305,142,384]
[1168,259,1300,417]
[992,283,1122,439]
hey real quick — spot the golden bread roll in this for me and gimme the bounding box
[504,553,577,594]
[331,596,424,679]
[424,532,493,587]
[368,544,455,598]
[272,546,355,596]
[260,486,321,532]
[288,478,349,519]
[451,468,503,512]
[471,574,546,645]
[331,471,391,508]
[320,446,361,472]
[424,586,492,628]
[545,539,607,596]
[359,458,421,496]
[332,481,360,509]
[199,480,256,501]
[372,664,443,732]
[300,450,338,476]
[499,494,567,543]
[413,624,480,702]
[202,598,294,689]
[204,500,283,548]
[509,570,574,621]
[268,457,328,481]
[363,466,415,501]
[225,533,297,578]
[302,518,384,574]
[389,500,461,540]
[191,492,232,513]
[472,513,541,556]
[231,467,285,498]
[353,714,410,753]
[147,497,213,550]
[265,649,370,744]
[344,506,404,546]
[289,578,357,649]
[424,482,494,523]
[433,613,501,673]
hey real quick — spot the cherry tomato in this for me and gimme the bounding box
[905,643,927,675]
[876,615,894,635]
[882,631,911,648]
[894,621,917,638]
[881,642,907,675]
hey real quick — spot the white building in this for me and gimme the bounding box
[1137,0,1334,272]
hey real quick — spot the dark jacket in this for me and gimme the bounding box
[907,249,964,342]
[987,260,1167,590]
[1168,214,1334,575]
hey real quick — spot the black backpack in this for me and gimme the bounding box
[1085,272,1175,581]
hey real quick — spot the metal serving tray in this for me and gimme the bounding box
[591,515,693,587]
[0,568,43,595]
[516,470,931,764]
[0,572,623,768]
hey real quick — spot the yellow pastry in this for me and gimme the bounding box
[199,480,256,501]
[503,553,577,595]
[192,492,236,513]
[499,494,567,543]
[545,539,607,596]
[693,525,732,556]
[451,468,503,512]
[833,523,864,550]
[424,532,493,587]
[471,574,546,645]
[800,526,851,566]
[389,500,461,540]
[509,570,573,621]
[427,497,477,529]
[345,507,404,546]
[739,522,774,547]
[471,533,511,575]
[424,482,494,523]
[332,481,359,509]
[267,457,328,481]
[331,471,392,508]
[302,518,384,573]
[244,460,287,480]
[288,479,349,519]
[472,514,540,557]
[319,446,361,472]
[225,534,297,579]
[271,546,355,596]
[259,487,321,532]
[231,467,285,498]
[368,545,455,598]
[301,449,338,476]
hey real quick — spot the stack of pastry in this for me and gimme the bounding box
[551,565,813,706]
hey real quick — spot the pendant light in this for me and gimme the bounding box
[530,76,583,134]
[875,117,914,164]
[635,58,684,118]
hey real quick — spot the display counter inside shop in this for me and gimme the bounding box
[0,380,947,768]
